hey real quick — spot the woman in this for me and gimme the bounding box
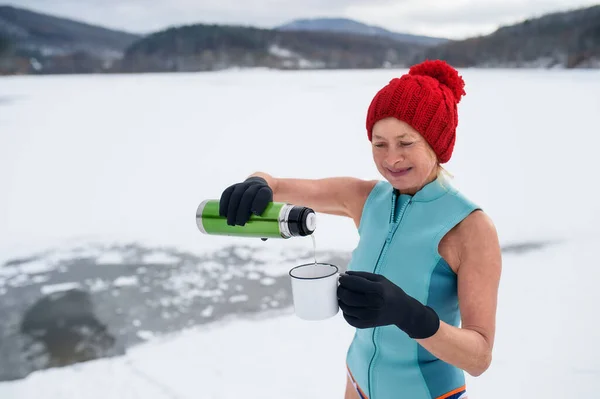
[218,60,502,399]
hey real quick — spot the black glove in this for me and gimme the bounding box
[337,271,440,339]
[219,176,273,226]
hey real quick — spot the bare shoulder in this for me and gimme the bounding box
[454,210,501,273]
[439,210,501,273]
[456,210,498,241]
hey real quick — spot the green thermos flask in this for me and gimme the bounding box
[195,200,317,239]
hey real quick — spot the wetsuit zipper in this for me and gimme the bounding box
[366,192,412,398]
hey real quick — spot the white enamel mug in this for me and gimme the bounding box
[289,262,340,321]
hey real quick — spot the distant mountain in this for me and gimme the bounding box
[277,17,448,46]
[412,5,600,68]
[0,5,141,74]
[1,4,599,75]
[0,5,140,56]
[0,33,9,55]
[118,23,429,73]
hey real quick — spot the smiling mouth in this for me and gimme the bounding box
[387,167,412,176]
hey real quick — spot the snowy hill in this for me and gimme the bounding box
[277,17,448,46]
[0,5,139,58]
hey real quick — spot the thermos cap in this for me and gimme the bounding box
[305,212,316,232]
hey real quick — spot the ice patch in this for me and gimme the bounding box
[221,272,233,281]
[8,274,30,287]
[18,259,55,274]
[59,246,103,260]
[136,330,154,340]
[32,275,51,284]
[199,261,224,272]
[0,268,16,278]
[41,282,82,295]
[142,252,180,264]
[260,277,276,286]
[113,276,138,287]
[87,278,109,292]
[229,295,248,303]
[201,306,214,317]
[233,246,253,259]
[246,271,261,280]
[96,251,124,264]
[0,258,55,279]
[164,271,206,298]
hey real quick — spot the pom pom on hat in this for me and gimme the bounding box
[409,59,466,104]
[366,59,466,163]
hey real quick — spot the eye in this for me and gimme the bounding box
[400,142,414,147]
[373,142,386,148]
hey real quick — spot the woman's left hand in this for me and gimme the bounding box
[337,271,440,339]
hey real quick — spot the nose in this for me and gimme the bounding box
[384,148,404,167]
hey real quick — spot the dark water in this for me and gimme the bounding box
[0,242,351,382]
[0,238,553,382]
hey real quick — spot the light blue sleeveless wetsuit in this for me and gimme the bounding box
[345,176,480,399]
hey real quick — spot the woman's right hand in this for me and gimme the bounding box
[218,176,273,226]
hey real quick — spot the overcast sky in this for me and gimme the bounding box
[8,0,599,39]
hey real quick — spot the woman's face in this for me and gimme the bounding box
[371,117,438,195]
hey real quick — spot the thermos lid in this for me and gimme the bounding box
[287,205,317,237]
[305,212,316,232]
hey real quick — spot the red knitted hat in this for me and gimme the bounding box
[366,59,466,163]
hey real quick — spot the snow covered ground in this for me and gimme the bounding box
[1,67,599,397]
[0,237,598,398]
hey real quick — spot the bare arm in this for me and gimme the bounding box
[249,172,377,228]
[415,210,502,377]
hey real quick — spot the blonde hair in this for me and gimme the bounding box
[429,142,453,180]
[437,164,453,179]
